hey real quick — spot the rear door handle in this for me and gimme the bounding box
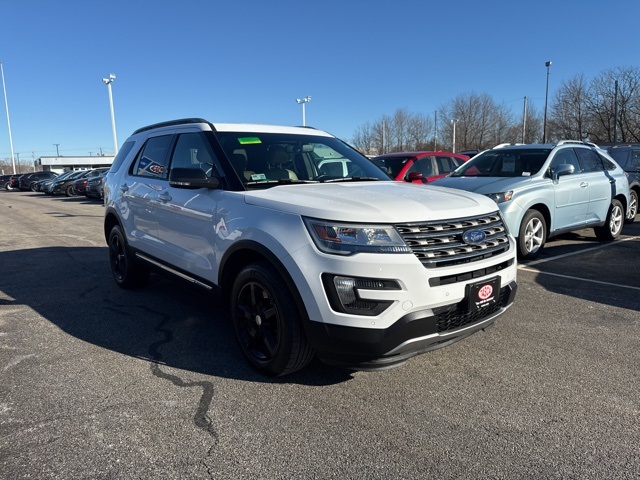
[120,183,129,193]
[580,182,588,188]
[158,192,172,202]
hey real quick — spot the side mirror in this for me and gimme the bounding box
[406,171,424,182]
[169,168,220,189]
[551,164,575,181]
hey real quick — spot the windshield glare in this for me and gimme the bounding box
[452,149,551,177]
[216,132,389,187]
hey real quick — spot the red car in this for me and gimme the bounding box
[371,151,469,183]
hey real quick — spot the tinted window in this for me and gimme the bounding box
[436,156,462,174]
[607,148,629,168]
[550,148,581,174]
[451,149,551,177]
[633,150,640,169]
[169,132,218,176]
[407,157,434,176]
[109,141,136,174]
[575,148,604,172]
[132,135,172,178]
[598,153,617,171]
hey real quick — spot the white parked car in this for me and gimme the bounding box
[433,141,631,259]
[104,118,518,375]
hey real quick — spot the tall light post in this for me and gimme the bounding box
[102,73,118,154]
[451,119,458,153]
[0,61,16,174]
[295,96,311,126]
[543,61,552,143]
[53,144,60,156]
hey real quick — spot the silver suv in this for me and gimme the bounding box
[104,118,518,375]
[433,141,631,259]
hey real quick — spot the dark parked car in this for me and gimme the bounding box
[18,171,58,191]
[607,144,639,223]
[0,174,13,189]
[71,168,110,196]
[49,170,89,196]
[85,170,108,199]
[6,174,26,190]
[39,170,77,194]
[370,151,469,183]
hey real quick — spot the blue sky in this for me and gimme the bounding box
[1,0,639,161]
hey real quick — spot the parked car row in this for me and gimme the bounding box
[3,168,109,200]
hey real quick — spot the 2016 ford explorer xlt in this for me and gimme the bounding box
[103,118,518,376]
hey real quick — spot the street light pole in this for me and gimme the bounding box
[451,119,458,153]
[543,61,552,143]
[53,144,60,156]
[295,96,311,126]
[0,61,17,174]
[102,73,118,154]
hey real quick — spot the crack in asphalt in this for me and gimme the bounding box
[139,305,219,443]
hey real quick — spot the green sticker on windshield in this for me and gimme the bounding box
[238,137,262,145]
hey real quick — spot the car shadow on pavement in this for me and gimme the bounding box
[0,246,354,386]
[519,223,640,312]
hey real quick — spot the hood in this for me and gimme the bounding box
[243,181,498,223]
[432,176,532,194]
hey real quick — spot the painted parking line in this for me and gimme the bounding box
[521,235,640,267]
[518,234,640,291]
[518,266,640,291]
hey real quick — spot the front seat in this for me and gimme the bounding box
[266,146,298,180]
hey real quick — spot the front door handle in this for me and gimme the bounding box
[158,192,172,202]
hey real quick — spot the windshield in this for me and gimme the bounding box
[451,148,551,177]
[215,132,389,188]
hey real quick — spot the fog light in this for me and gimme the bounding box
[322,274,399,316]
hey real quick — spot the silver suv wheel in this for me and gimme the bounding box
[518,210,546,259]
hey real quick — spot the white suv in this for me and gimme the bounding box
[104,119,518,375]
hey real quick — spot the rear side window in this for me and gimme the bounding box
[575,148,604,172]
[132,135,172,179]
[109,141,136,173]
[632,150,640,169]
[436,156,461,173]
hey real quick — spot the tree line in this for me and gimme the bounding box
[351,66,640,154]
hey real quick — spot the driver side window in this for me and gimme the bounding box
[550,149,581,174]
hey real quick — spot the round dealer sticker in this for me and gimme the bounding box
[478,284,493,300]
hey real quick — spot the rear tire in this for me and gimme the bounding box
[230,261,314,376]
[625,190,637,224]
[518,210,546,259]
[595,199,624,240]
[108,225,149,289]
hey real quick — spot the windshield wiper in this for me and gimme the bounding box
[322,177,381,183]
[245,179,319,186]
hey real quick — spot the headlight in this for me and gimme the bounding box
[485,191,513,203]
[303,218,411,255]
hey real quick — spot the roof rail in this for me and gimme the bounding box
[493,143,525,149]
[556,139,599,148]
[133,118,209,135]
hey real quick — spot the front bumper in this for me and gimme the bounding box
[306,281,517,370]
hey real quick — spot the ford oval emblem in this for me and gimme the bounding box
[463,229,487,245]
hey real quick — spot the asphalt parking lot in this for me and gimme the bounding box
[1,190,638,479]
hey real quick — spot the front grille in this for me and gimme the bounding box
[434,287,509,332]
[395,212,510,268]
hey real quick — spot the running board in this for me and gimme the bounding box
[135,252,213,290]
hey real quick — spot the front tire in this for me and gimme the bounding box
[65,185,75,197]
[625,190,637,224]
[518,210,547,259]
[108,225,149,289]
[595,199,624,240]
[231,262,314,376]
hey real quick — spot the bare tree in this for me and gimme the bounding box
[588,66,640,142]
[439,92,516,151]
[548,74,591,141]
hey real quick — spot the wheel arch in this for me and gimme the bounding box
[519,202,551,237]
[219,240,309,320]
[104,210,122,245]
